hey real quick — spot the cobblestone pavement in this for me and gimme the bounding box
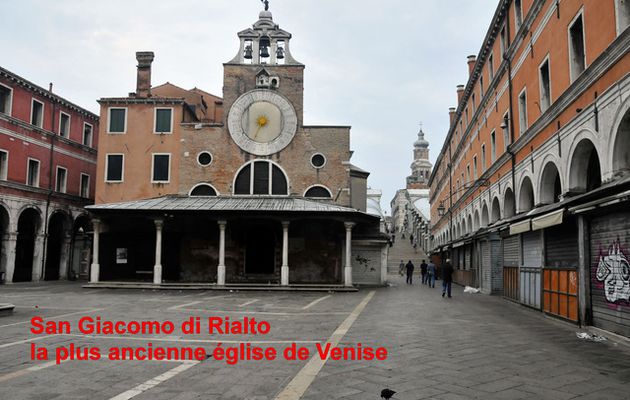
[1,280,629,400]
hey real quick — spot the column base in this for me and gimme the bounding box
[281,265,289,286]
[217,265,226,286]
[344,266,353,287]
[90,263,100,283]
[153,264,162,284]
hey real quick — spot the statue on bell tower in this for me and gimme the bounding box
[261,0,269,11]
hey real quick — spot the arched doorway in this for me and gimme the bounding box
[539,162,562,204]
[491,197,501,223]
[569,139,601,193]
[44,212,69,281]
[14,208,41,282]
[0,205,9,281]
[504,188,516,218]
[518,177,535,212]
[612,108,630,177]
[71,215,92,280]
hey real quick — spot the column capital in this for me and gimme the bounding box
[217,220,227,227]
[92,218,101,225]
[281,221,290,229]
[344,222,356,231]
[154,219,164,229]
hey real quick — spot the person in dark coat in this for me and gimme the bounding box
[420,260,428,284]
[442,259,454,298]
[405,260,415,284]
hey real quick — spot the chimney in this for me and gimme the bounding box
[449,107,456,127]
[136,51,155,98]
[49,83,53,93]
[457,85,465,104]
[467,55,477,76]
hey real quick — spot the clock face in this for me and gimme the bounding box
[228,90,298,156]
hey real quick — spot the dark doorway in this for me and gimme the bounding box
[45,212,67,280]
[245,225,276,275]
[0,206,9,281]
[14,209,40,282]
[71,215,92,280]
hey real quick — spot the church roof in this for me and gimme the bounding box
[414,128,429,148]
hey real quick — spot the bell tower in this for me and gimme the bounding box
[406,126,432,189]
[223,3,304,127]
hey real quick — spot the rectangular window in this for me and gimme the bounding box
[59,112,70,138]
[481,145,486,172]
[617,0,630,35]
[154,108,173,134]
[473,156,478,180]
[500,25,507,55]
[518,89,528,134]
[0,150,7,180]
[83,123,93,147]
[31,99,44,128]
[80,173,90,198]
[27,158,40,187]
[253,161,269,194]
[55,167,67,193]
[152,154,170,183]
[471,94,476,114]
[106,154,124,182]
[108,108,127,133]
[465,108,469,126]
[0,84,12,115]
[491,131,497,162]
[488,53,495,81]
[569,12,586,82]
[539,57,551,112]
[515,0,523,31]
[480,76,484,98]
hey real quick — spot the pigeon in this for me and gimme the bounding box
[381,388,396,399]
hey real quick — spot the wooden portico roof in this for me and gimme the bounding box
[87,195,380,221]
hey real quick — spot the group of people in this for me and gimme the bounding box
[399,259,454,298]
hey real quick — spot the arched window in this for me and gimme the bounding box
[234,160,288,195]
[304,185,332,198]
[190,184,218,196]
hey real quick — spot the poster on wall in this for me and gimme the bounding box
[116,248,128,264]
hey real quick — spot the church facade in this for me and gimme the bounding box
[87,8,387,288]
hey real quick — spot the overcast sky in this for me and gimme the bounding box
[2,0,497,213]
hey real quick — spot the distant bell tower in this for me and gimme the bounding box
[406,126,432,189]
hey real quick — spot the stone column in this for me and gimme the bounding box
[90,219,101,283]
[153,220,164,284]
[59,233,72,280]
[32,233,45,282]
[2,232,17,283]
[344,222,355,287]
[281,221,290,286]
[217,220,227,286]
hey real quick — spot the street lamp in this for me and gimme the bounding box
[437,201,446,217]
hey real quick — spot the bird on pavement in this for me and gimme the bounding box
[381,388,396,399]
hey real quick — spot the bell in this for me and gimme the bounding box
[276,47,284,59]
[244,45,253,60]
[260,46,270,58]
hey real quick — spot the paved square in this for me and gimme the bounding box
[1,280,630,399]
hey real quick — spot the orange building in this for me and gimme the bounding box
[429,0,630,337]
[87,8,387,288]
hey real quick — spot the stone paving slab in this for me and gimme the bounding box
[1,280,630,399]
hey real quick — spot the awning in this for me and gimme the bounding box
[509,219,531,235]
[532,209,564,231]
[453,241,465,248]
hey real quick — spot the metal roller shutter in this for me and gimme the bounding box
[520,231,542,309]
[589,210,630,338]
[481,241,491,293]
[503,235,519,267]
[522,231,542,268]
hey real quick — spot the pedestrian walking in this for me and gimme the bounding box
[442,259,454,298]
[409,234,414,245]
[398,260,405,276]
[420,260,428,284]
[413,242,417,253]
[427,260,436,288]
[405,260,415,284]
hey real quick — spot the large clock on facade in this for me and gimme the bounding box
[227,89,298,156]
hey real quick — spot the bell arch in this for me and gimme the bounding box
[233,160,289,195]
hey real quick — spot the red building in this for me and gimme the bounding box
[0,66,99,283]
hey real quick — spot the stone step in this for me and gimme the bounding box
[82,282,360,292]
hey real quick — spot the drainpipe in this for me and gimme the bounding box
[505,6,517,209]
[41,90,56,280]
